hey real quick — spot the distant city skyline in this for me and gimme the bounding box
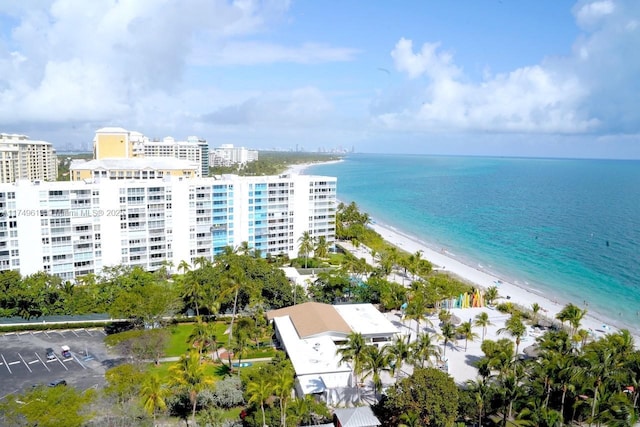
[0,1,639,159]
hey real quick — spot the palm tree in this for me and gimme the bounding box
[377,249,397,276]
[219,255,245,356]
[177,260,190,274]
[474,311,492,342]
[232,333,249,377]
[273,368,294,427]
[531,302,541,325]
[574,329,590,349]
[289,395,325,427]
[361,345,392,396]
[466,378,490,427]
[315,236,329,259]
[484,286,499,306]
[188,317,208,357]
[140,373,169,424]
[247,376,273,427]
[498,314,527,357]
[457,320,479,352]
[500,373,523,425]
[556,303,587,335]
[517,400,563,427]
[180,274,203,317]
[337,332,366,397]
[193,256,211,270]
[170,350,213,423]
[203,321,218,361]
[387,335,411,380]
[441,322,457,358]
[405,294,431,337]
[409,250,424,279]
[572,345,625,425]
[399,410,421,427]
[410,332,441,368]
[237,241,251,256]
[597,391,637,427]
[298,231,315,268]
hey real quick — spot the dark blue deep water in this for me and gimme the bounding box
[307,154,640,330]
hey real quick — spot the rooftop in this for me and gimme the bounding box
[272,316,350,377]
[267,302,351,339]
[333,304,399,336]
[70,157,199,171]
[333,406,381,427]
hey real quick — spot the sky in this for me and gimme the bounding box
[0,0,639,159]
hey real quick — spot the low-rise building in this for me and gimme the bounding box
[266,302,399,403]
[69,158,200,181]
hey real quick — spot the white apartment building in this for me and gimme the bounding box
[93,128,209,177]
[0,133,58,183]
[0,174,336,281]
[210,144,258,167]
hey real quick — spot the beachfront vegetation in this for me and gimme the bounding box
[3,200,640,426]
[209,151,342,176]
[376,367,460,427]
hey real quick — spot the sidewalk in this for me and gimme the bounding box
[156,347,273,364]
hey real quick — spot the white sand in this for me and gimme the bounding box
[293,160,639,384]
[285,159,343,175]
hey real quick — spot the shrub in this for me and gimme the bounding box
[211,376,245,408]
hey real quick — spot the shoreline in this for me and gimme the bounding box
[298,160,639,344]
[369,219,636,340]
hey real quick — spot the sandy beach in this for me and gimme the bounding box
[295,160,639,384]
[367,221,633,340]
[339,225,637,385]
[286,159,343,176]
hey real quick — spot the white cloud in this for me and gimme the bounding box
[575,0,615,28]
[0,0,351,131]
[391,38,460,80]
[383,39,597,134]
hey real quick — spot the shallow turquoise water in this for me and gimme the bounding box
[307,154,640,330]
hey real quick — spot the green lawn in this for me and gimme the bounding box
[147,359,268,425]
[165,322,230,357]
[243,347,278,359]
[149,360,229,384]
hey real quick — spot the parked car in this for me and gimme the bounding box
[48,379,67,387]
[61,345,71,359]
[45,348,55,360]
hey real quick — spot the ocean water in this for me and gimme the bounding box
[306,154,640,331]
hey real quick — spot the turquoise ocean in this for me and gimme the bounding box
[306,154,640,331]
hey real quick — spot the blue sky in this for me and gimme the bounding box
[0,0,638,159]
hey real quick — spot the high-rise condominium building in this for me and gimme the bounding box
[0,174,336,281]
[0,133,58,183]
[210,144,259,167]
[93,127,209,177]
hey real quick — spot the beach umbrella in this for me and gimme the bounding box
[523,344,540,359]
[537,318,553,328]
[450,314,462,326]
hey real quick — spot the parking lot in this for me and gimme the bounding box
[0,327,118,398]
